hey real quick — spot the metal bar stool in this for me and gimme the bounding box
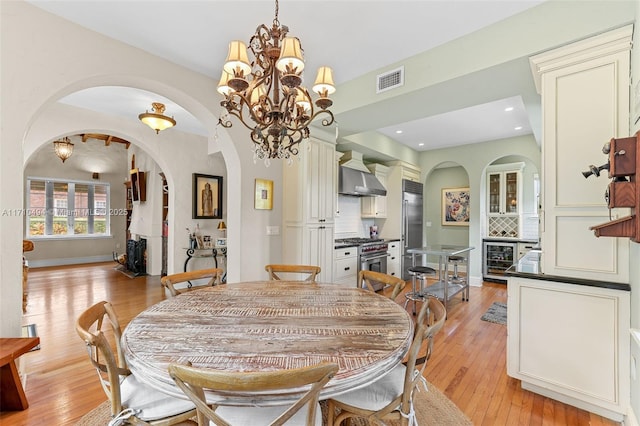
[448,255,465,283]
[404,266,436,315]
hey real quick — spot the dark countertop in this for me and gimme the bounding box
[334,243,359,250]
[505,251,631,291]
[334,238,400,250]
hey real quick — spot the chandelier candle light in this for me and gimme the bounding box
[53,136,74,163]
[217,0,336,165]
[139,102,177,134]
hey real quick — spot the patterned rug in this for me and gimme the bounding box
[76,380,472,425]
[481,301,507,325]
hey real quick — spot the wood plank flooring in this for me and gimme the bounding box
[0,262,619,425]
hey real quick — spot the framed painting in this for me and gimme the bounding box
[193,173,223,219]
[442,187,470,226]
[254,178,273,210]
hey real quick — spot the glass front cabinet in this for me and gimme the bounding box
[486,162,524,238]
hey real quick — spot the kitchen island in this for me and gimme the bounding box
[505,251,630,422]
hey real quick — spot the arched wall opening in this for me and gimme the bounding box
[22,79,241,279]
[423,162,471,248]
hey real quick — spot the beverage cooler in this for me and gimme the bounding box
[483,240,517,282]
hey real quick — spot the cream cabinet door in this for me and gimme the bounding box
[531,26,631,283]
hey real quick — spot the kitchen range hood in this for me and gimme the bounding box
[338,151,387,196]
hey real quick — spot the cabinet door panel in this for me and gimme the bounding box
[488,172,502,213]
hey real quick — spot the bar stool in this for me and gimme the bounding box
[448,255,465,283]
[404,266,436,315]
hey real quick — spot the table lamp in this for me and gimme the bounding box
[217,221,226,234]
[216,221,227,247]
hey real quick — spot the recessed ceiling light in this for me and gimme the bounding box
[515,126,522,130]
[396,130,403,134]
[504,107,514,112]
[418,143,424,147]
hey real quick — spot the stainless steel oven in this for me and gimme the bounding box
[360,249,388,275]
[335,238,389,290]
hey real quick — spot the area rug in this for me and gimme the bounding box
[75,380,472,425]
[481,301,507,325]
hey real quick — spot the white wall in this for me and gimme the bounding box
[0,1,281,336]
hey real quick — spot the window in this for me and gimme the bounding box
[27,178,110,238]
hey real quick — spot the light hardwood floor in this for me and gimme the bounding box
[1,262,618,426]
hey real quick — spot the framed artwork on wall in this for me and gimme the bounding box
[254,178,273,210]
[442,187,470,226]
[193,173,223,219]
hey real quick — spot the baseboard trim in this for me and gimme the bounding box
[29,255,113,268]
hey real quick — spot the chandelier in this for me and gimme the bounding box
[53,137,74,163]
[217,0,336,165]
[139,102,176,134]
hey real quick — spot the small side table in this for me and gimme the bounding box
[183,247,227,283]
[0,337,40,411]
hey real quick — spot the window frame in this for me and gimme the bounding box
[26,177,111,239]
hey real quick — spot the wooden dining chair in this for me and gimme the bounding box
[327,297,446,426]
[161,268,223,297]
[168,361,339,426]
[265,264,321,282]
[75,301,197,425]
[358,270,406,301]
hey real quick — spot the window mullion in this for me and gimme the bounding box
[45,181,53,235]
[67,182,75,235]
[88,185,95,234]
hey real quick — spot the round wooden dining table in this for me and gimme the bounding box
[122,281,413,405]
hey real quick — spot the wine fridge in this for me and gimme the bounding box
[483,240,517,282]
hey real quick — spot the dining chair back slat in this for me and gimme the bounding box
[169,361,338,426]
[265,264,321,282]
[161,268,223,297]
[358,270,406,301]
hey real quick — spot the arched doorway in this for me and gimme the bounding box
[22,83,238,278]
[424,161,471,247]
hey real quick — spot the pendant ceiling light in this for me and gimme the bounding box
[53,137,74,163]
[217,0,336,165]
[138,102,176,134]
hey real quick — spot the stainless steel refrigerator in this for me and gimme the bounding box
[401,179,424,280]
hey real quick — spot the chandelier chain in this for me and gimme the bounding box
[273,0,279,26]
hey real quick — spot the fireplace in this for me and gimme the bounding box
[126,238,147,276]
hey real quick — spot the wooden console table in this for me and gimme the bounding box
[0,337,40,411]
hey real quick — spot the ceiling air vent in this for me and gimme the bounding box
[376,66,404,94]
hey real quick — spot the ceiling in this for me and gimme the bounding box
[28,0,545,153]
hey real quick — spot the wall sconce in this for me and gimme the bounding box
[92,172,100,180]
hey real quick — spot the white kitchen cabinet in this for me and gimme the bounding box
[530,25,631,282]
[283,138,336,283]
[386,241,401,278]
[333,246,358,287]
[486,162,523,238]
[507,276,630,421]
[361,164,388,218]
